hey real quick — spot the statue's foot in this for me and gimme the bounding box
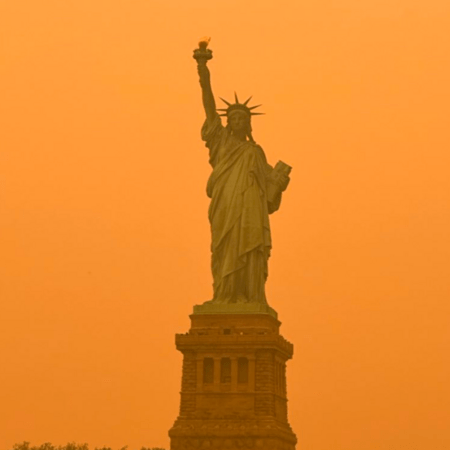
[236,293,249,303]
[202,299,214,305]
[206,297,230,304]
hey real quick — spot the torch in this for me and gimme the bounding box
[193,36,213,64]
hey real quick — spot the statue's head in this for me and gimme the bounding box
[217,93,264,142]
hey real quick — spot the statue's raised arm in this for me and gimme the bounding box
[193,37,216,123]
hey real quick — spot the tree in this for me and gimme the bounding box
[10,443,165,450]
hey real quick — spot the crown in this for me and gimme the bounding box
[217,93,265,118]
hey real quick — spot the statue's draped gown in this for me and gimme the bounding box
[202,114,281,304]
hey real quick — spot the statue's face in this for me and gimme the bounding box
[228,111,250,134]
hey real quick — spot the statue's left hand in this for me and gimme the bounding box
[271,171,290,192]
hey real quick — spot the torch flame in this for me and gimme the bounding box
[198,36,211,49]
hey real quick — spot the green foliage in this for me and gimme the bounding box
[12,444,89,450]
[11,443,164,450]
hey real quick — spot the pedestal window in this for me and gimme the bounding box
[220,357,231,383]
[238,357,249,384]
[203,357,214,384]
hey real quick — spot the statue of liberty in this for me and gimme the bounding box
[194,38,291,308]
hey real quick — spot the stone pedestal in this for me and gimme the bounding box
[169,311,297,450]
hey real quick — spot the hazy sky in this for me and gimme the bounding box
[1,1,449,449]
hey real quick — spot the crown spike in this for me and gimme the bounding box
[218,92,265,118]
[219,97,232,106]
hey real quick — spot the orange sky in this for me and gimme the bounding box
[1,1,450,449]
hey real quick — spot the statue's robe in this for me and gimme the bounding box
[202,114,281,303]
